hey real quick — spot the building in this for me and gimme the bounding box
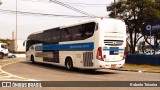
[8,40,26,53]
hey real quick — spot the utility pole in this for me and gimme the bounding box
[114,0,117,18]
[15,0,18,52]
[0,0,2,5]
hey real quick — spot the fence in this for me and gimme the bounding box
[125,54,160,66]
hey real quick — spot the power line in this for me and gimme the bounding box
[22,0,50,3]
[61,2,109,6]
[22,0,106,17]
[0,9,96,18]
[22,0,110,6]
[49,0,98,18]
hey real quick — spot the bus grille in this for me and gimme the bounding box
[104,40,123,46]
[83,52,93,67]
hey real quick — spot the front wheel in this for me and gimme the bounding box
[65,58,73,70]
[30,55,35,64]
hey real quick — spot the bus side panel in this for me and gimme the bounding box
[59,36,96,69]
[59,51,75,67]
[92,30,101,69]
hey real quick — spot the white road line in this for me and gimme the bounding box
[0,75,12,77]
[0,60,39,81]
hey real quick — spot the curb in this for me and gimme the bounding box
[113,68,160,73]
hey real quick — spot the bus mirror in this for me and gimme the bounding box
[23,41,25,46]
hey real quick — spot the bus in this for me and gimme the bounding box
[25,18,126,70]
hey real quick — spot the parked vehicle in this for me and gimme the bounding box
[0,43,9,59]
[7,53,17,58]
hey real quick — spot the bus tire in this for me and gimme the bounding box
[11,55,16,58]
[65,57,73,70]
[30,55,35,64]
[0,53,4,59]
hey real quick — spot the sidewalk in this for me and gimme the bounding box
[116,64,160,73]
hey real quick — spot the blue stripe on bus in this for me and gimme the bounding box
[35,42,94,51]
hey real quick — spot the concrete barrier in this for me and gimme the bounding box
[125,54,160,66]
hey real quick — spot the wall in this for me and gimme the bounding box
[8,40,26,52]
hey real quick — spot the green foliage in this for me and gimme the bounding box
[0,38,11,43]
[107,0,160,53]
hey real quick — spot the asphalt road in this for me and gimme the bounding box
[2,58,160,81]
[1,58,160,90]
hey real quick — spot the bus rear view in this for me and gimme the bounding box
[95,19,126,69]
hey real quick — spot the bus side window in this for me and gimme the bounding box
[44,30,51,43]
[61,28,72,41]
[71,25,82,40]
[52,30,60,42]
[82,22,95,39]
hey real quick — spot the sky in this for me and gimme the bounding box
[0,0,115,40]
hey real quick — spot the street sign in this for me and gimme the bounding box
[144,21,160,55]
[144,21,160,33]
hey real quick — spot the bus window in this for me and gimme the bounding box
[71,25,82,40]
[43,30,52,43]
[82,22,95,39]
[51,29,60,42]
[61,28,72,41]
[43,28,60,43]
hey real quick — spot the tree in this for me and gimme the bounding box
[107,0,160,53]
[0,39,11,43]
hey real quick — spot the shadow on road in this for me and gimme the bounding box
[20,61,117,75]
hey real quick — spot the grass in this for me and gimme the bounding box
[123,64,160,72]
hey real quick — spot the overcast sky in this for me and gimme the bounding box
[0,0,114,40]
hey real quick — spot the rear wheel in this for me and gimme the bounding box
[0,53,4,59]
[65,57,73,70]
[30,55,35,63]
[11,55,16,58]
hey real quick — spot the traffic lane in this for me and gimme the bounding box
[2,60,160,81]
[2,61,116,81]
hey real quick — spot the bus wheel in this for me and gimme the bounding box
[0,53,4,59]
[11,55,16,58]
[65,57,73,70]
[30,55,35,64]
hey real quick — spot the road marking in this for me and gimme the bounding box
[0,59,39,81]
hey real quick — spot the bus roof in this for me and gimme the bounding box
[60,18,123,29]
[28,18,124,36]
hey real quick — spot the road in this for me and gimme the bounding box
[0,58,160,90]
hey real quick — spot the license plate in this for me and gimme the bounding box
[111,64,116,68]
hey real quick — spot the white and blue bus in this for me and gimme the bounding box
[25,18,126,70]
